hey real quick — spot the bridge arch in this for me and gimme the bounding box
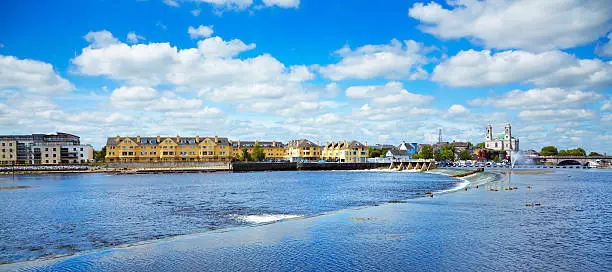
[558,160,582,166]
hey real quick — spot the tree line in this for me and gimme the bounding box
[540,146,603,157]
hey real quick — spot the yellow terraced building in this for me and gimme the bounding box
[105,135,232,163]
[230,140,286,160]
[284,139,321,162]
[321,140,368,163]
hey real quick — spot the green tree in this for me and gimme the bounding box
[540,146,558,156]
[574,148,586,157]
[434,149,443,161]
[94,146,106,162]
[491,154,499,162]
[241,147,252,161]
[458,149,472,160]
[475,142,485,149]
[252,144,266,161]
[559,148,586,156]
[412,153,420,159]
[419,145,434,159]
[439,145,455,161]
[589,152,603,157]
[467,142,473,149]
[368,147,382,158]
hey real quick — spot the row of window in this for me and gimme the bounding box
[1,143,13,147]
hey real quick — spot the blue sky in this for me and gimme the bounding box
[0,0,611,153]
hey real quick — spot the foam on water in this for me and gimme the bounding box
[434,179,470,195]
[234,214,303,224]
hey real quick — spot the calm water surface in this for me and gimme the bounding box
[0,171,457,263]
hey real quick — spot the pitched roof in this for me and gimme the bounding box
[106,136,230,146]
[288,139,318,148]
[387,149,409,156]
[231,140,285,148]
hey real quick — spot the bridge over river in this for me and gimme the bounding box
[534,156,611,166]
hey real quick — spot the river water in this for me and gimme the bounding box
[0,171,458,264]
[1,169,611,271]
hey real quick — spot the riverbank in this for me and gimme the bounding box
[2,169,610,271]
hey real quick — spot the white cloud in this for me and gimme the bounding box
[84,30,120,49]
[126,32,145,43]
[109,86,158,107]
[345,81,434,107]
[602,101,612,112]
[163,0,180,7]
[188,25,214,39]
[108,86,202,112]
[191,9,201,16]
[409,0,612,51]
[72,31,309,90]
[0,55,74,94]
[165,107,223,118]
[192,0,253,10]
[447,104,470,115]
[262,0,299,8]
[433,49,612,89]
[469,88,602,110]
[518,109,596,122]
[196,36,255,58]
[318,39,428,81]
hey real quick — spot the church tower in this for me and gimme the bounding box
[505,123,512,150]
[485,124,493,142]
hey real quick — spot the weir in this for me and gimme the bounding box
[388,159,436,172]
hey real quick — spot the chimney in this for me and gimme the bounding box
[156,135,160,143]
[136,136,141,143]
[237,140,240,147]
[214,136,219,143]
[196,136,200,143]
[116,135,120,142]
[364,141,368,147]
[255,140,259,146]
[177,135,180,143]
[272,141,276,146]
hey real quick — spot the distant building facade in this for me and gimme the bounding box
[105,135,232,163]
[450,141,469,153]
[0,132,91,165]
[485,123,519,152]
[284,139,321,162]
[321,140,368,163]
[231,140,285,160]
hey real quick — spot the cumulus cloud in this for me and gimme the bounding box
[433,49,612,89]
[447,104,470,115]
[126,32,145,43]
[163,0,180,7]
[469,88,602,110]
[518,109,596,122]
[108,86,202,112]
[72,30,317,116]
[262,0,299,8]
[409,0,612,51]
[71,31,299,89]
[318,39,428,81]
[0,55,74,94]
[345,81,434,107]
[84,30,120,49]
[602,101,612,112]
[188,25,214,39]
